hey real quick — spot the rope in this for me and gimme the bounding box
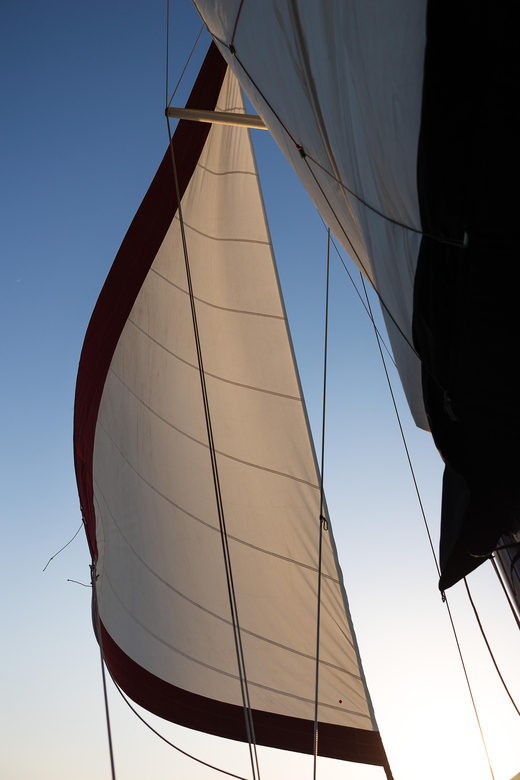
[91,565,117,780]
[166,117,261,780]
[327,221,396,369]
[312,229,331,778]
[464,578,520,718]
[360,276,496,779]
[43,522,83,571]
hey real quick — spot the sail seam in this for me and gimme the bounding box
[103,368,315,487]
[94,421,341,583]
[101,571,369,719]
[101,369,312,490]
[126,319,297,396]
[172,214,270,246]
[196,162,257,177]
[148,269,286,321]
[94,479,355,670]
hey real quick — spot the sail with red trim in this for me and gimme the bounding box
[73,44,391,772]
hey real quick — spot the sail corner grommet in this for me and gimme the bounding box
[229,43,236,55]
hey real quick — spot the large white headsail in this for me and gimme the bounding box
[74,44,391,770]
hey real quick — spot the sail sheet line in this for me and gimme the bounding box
[101,569,367,717]
[112,674,250,780]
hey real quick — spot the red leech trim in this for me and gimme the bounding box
[73,44,228,559]
[100,621,388,766]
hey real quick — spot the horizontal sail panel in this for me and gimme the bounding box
[194,0,427,430]
[75,45,387,767]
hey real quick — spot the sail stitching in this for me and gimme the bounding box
[101,571,368,718]
[104,367,316,487]
[148,268,285,321]
[95,418,343,583]
[196,162,257,177]
[94,479,354,665]
[112,675,250,780]
[126,318,297,397]
[172,214,270,246]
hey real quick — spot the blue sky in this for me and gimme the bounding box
[1,3,519,780]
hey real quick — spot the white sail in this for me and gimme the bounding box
[74,46,390,769]
[194,0,427,431]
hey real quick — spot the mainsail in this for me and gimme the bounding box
[193,0,520,594]
[74,44,391,771]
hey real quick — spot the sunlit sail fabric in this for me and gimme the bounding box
[74,44,389,769]
[194,0,520,590]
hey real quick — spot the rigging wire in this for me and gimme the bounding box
[110,674,250,780]
[165,115,261,780]
[91,564,117,780]
[164,12,260,777]
[312,229,331,779]
[359,275,497,780]
[167,22,205,107]
[464,577,520,718]
[326,226,396,369]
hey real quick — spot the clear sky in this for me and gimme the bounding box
[1,2,519,780]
